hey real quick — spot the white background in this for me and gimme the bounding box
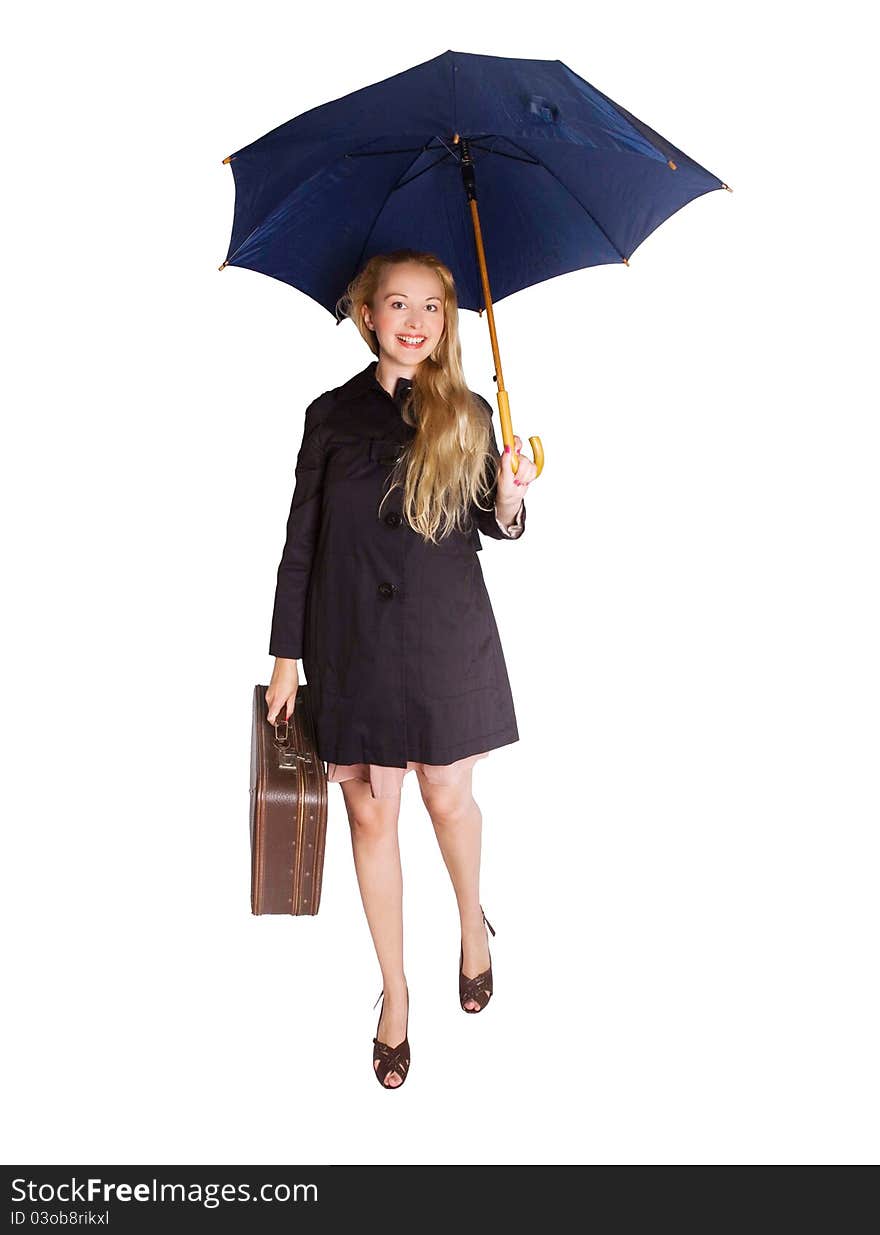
[3,1,877,1166]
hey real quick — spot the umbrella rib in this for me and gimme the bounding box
[501,136,626,263]
[348,143,441,286]
[227,140,408,266]
[470,143,541,165]
[396,151,453,189]
[232,139,446,277]
[346,137,458,159]
[347,143,437,157]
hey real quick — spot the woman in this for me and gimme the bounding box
[265,249,538,1088]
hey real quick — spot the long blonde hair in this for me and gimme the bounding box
[335,250,495,545]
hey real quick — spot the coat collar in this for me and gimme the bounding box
[350,360,413,408]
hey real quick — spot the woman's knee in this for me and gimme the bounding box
[418,777,477,826]
[340,780,401,838]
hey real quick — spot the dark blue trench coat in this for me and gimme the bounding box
[269,360,527,767]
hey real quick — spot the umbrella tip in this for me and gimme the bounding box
[218,260,228,270]
[622,257,630,266]
[722,183,733,191]
[223,155,234,164]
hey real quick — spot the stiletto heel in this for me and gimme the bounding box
[372,980,410,1089]
[459,905,496,1013]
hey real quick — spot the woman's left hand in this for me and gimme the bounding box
[496,434,539,507]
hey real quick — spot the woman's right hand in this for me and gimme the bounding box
[266,658,299,725]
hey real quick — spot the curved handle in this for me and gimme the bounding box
[272,692,296,746]
[271,694,309,769]
[496,389,544,477]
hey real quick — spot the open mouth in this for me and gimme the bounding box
[396,335,427,349]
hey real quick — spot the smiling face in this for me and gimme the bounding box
[362,262,446,370]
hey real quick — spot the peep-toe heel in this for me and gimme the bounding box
[459,905,496,1014]
[372,980,410,1089]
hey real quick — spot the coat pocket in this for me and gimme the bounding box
[369,438,408,468]
[418,555,500,700]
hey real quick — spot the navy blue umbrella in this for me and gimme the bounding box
[221,49,729,475]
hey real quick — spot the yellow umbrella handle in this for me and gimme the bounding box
[497,389,544,477]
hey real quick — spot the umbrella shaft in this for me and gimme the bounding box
[458,136,516,459]
[467,197,505,394]
[459,137,505,394]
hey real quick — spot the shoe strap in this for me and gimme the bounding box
[480,906,496,936]
[373,1038,410,1084]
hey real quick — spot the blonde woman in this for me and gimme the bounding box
[265,250,538,1088]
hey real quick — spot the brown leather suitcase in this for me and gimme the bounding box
[249,683,329,915]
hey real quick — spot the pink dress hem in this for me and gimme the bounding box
[327,751,489,800]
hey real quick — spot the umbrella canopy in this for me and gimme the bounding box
[221,49,727,315]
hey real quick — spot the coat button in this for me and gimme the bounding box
[377,581,396,599]
[384,511,402,527]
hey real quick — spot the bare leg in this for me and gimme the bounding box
[339,777,409,1087]
[416,769,491,1011]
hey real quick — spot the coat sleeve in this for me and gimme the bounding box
[469,392,527,541]
[268,397,330,659]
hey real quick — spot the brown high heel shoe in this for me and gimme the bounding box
[459,906,496,1013]
[372,981,410,1089]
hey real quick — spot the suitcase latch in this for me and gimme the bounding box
[273,707,310,769]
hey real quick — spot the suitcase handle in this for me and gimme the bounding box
[273,694,296,746]
[272,693,309,768]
